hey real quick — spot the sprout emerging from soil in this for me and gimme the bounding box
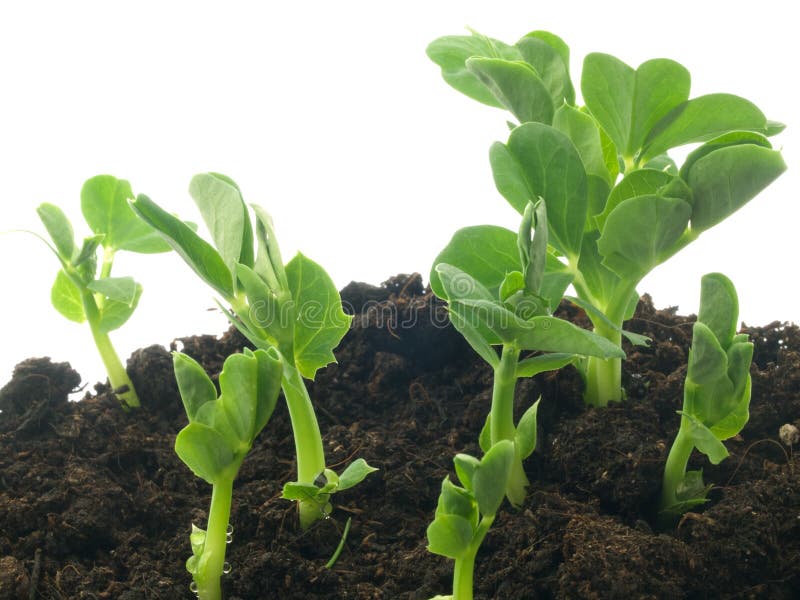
[659,273,753,521]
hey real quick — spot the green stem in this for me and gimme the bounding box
[281,363,327,529]
[659,418,694,512]
[490,345,526,506]
[83,293,140,409]
[196,476,234,600]
[452,517,494,600]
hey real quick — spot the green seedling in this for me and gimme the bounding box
[432,200,624,506]
[31,175,171,409]
[131,174,376,528]
[659,273,753,522]
[173,348,282,600]
[428,29,786,406]
[427,439,515,600]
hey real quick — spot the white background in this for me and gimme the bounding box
[1,1,797,389]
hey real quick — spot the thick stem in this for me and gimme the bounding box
[84,294,140,409]
[660,419,694,512]
[452,517,494,600]
[584,321,622,408]
[281,363,327,529]
[196,476,234,600]
[490,345,526,506]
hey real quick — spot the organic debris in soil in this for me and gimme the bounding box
[1,274,798,599]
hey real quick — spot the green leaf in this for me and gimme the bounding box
[426,32,522,108]
[698,273,738,349]
[687,322,728,386]
[37,203,75,260]
[709,376,751,440]
[581,53,635,154]
[478,414,492,454]
[131,194,234,299]
[188,173,251,275]
[281,481,323,501]
[512,315,625,357]
[426,513,474,560]
[74,235,103,269]
[553,105,615,185]
[642,94,772,162]
[430,225,520,300]
[80,175,157,252]
[51,270,85,323]
[627,59,691,157]
[218,352,259,444]
[453,454,480,493]
[596,169,675,232]
[175,422,236,485]
[681,412,729,465]
[336,458,378,492]
[436,478,477,523]
[87,276,138,305]
[473,439,514,517]
[252,205,288,292]
[285,252,352,379]
[447,309,500,369]
[515,397,540,459]
[465,58,554,124]
[173,352,218,422]
[251,347,283,436]
[516,33,574,107]
[686,144,787,233]
[516,353,574,378]
[503,122,588,258]
[679,131,773,180]
[97,284,142,332]
[598,195,691,281]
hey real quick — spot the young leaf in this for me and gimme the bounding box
[686,144,787,233]
[698,273,738,350]
[581,53,635,154]
[336,458,379,492]
[175,423,236,485]
[218,352,259,444]
[641,94,772,161]
[37,203,75,260]
[189,173,250,274]
[173,352,218,422]
[552,105,616,185]
[515,353,574,378]
[515,397,540,460]
[472,439,514,517]
[595,169,676,231]
[453,454,480,491]
[680,413,730,465]
[465,57,554,124]
[251,347,283,436]
[131,194,234,299]
[686,322,728,386]
[51,270,86,323]
[87,276,139,305]
[426,513,474,560]
[80,175,149,251]
[252,205,288,292]
[597,195,692,281]
[430,225,520,300]
[285,252,352,380]
[503,122,588,258]
[96,285,142,332]
[516,33,574,107]
[427,32,522,108]
[436,478,477,523]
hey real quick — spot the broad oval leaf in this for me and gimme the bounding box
[51,270,85,323]
[252,347,283,436]
[504,122,588,259]
[175,422,236,485]
[173,352,217,422]
[686,143,787,233]
[453,454,481,491]
[97,283,142,332]
[641,93,772,162]
[336,458,379,492]
[87,276,139,306]
[581,52,635,154]
[553,105,615,185]
[596,169,675,231]
[465,57,554,124]
[513,315,625,358]
[218,352,259,444]
[81,175,155,252]
[436,477,477,523]
[426,513,474,560]
[426,32,522,108]
[687,322,728,387]
[519,30,574,104]
[37,203,75,260]
[430,225,520,300]
[679,131,773,180]
[681,413,729,465]
[516,33,573,107]
[598,195,691,281]
[286,252,352,379]
[473,439,515,517]
[698,273,738,350]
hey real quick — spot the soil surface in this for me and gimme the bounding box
[1,274,798,599]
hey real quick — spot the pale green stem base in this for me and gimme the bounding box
[282,364,327,529]
[452,517,493,600]
[196,476,234,600]
[660,419,694,512]
[490,345,526,506]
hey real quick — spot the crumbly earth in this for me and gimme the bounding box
[1,274,798,599]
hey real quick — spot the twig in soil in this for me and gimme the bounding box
[326,442,366,471]
[725,438,793,486]
[29,549,42,600]
[325,517,352,568]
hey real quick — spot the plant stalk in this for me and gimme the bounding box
[452,517,493,600]
[196,476,234,600]
[659,418,694,512]
[281,363,327,529]
[490,345,526,506]
[83,293,140,409]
